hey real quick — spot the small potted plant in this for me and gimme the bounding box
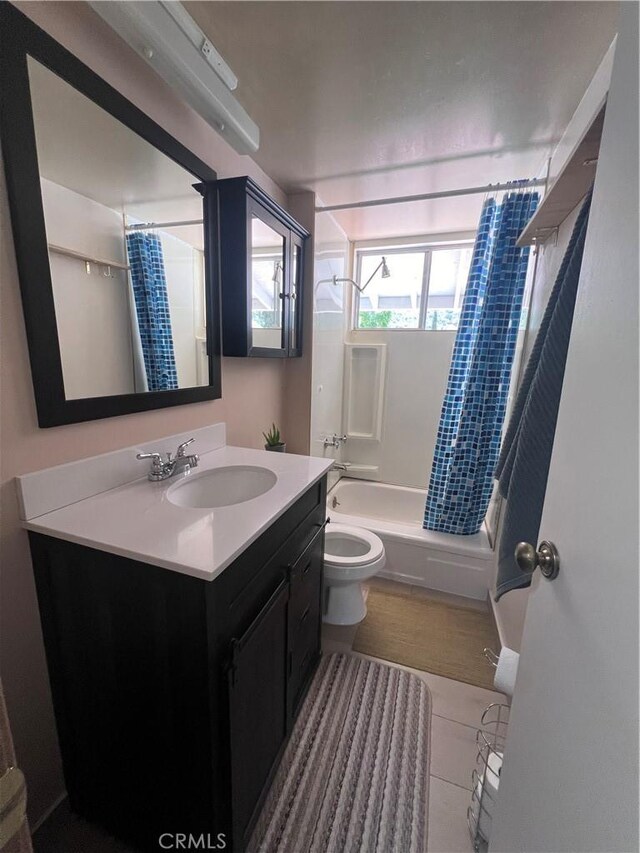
[263,423,286,453]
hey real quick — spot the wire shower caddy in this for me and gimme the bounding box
[467,702,510,851]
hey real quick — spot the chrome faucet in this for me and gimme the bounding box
[136,438,200,482]
[332,461,351,471]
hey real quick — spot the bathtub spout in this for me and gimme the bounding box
[332,462,352,471]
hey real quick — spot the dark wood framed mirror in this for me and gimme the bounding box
[0,5,222,427]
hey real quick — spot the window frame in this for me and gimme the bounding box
[352,240,474,332]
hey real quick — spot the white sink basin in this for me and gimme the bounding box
[167,465,277,509]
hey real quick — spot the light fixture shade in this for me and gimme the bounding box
[381,257,391,278]
[89,1,260,155]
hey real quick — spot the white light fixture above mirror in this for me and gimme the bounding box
[89,1,260,155]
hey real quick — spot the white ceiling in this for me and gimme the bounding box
[187,1,617,240]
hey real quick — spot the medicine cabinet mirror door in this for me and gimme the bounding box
[250,212,287,353]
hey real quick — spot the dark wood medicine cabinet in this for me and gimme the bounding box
[216,176,310,358]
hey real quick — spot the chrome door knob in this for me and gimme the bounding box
[515,540,560,580]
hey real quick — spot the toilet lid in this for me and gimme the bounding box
[324,523,385,568]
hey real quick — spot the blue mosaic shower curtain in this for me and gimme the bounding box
[126,232,178,391]
[423,188,539,534]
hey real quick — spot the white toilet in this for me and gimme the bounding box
[322,523,386,625]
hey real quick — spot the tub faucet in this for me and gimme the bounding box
[323,433,347,449]
[136,438,200,482]
[332,462,351,471]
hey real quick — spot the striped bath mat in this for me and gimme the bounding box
[249,653,432,853]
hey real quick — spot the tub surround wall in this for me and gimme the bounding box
[1,1,291,827]
[41,179,136,399]
[157,233,204,389]
[346,328,456,489]
[345,249,536,495]
[310,210,351,490]
[282,191,317,455]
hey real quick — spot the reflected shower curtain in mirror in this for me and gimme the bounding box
[126,232,178,391]
[423,187,539,534]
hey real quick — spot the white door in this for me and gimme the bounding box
[490,7,639,853]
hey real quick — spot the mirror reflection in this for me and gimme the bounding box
[28,57,210,400]
[251,215,284,349]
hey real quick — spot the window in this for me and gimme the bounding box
[354,244,473,330]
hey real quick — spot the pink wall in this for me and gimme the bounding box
[1,2,292,826]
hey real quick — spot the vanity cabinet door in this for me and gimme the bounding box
[227,577,289,848]
[288,523,325,721]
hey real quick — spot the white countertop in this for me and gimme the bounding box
[21,445,333,581]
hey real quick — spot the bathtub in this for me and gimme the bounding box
[327,479,494,601]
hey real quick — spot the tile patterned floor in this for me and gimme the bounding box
[323,577,507,853]
[34,578,505,852]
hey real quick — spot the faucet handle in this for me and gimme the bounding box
[136,451,162,463]
[136,451,165,475]
[176,438,195,458]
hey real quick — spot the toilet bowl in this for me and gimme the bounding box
[323,523,386,625]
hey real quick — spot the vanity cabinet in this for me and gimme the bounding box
[30,476,327,853]
[216,176,309,358]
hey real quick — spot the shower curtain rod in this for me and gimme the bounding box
[314,179,546,214]
[125,180,546,228]
[125,218,203,231]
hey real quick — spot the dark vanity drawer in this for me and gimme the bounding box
[216,501,326,651]
[289,596,320,695]
[289,521,325,624]
[215,479,325,614]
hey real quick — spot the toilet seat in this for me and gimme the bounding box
[324,523,384,568]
